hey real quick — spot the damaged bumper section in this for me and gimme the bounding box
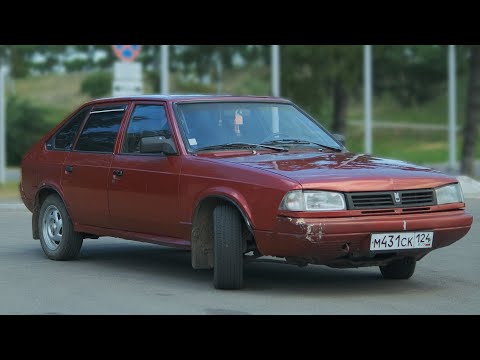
[253,210,473,267]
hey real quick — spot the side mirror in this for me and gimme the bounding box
[140,136,177,155]
[333,133,346,147]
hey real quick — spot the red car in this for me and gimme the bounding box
[20,95,473,289]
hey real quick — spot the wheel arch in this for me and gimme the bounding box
[32,185,69,240]
[190,193,254,270]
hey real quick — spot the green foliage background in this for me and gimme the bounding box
[6,97,51,165]
[0,45,477,169]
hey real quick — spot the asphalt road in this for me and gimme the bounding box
[0,201,478,315]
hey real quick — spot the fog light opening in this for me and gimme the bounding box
[341,243,350,253]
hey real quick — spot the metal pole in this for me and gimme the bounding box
[364,45,373,155]
[271,45,280,97]
[0,66,6,184]
[216,55,223,94]
[448,45,457,171]
[161,45,169,95]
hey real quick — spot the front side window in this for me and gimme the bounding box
[122,104,173,154]
[74,108,125,153]
[49,107,91,150]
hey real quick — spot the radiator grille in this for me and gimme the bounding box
[350,193,393,208]
[346,190,435,210]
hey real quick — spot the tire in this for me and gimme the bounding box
[38,194,83,261]
[380,257,416,280]
[213,205,244,289]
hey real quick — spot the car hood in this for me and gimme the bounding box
[213,151,457,192]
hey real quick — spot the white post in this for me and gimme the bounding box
[0,66,6,184]
[161,45,169,95]
[271,45,280,97]
[272,107,280,133]
[448,45,457,171]
[364,45,373,155]
[216,55,223,94]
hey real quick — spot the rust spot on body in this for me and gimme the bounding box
[285,217,325,243]
[306,223,324,243]
[295,218,306,226]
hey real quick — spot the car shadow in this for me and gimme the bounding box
[243,262,438,296]
[61,239,441,296]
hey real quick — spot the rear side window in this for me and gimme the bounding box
[48,107,91,150]
[122,104,172,153]
[74,108,125,153]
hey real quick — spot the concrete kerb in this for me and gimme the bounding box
[0,202,28,211]
[457,176,480,199]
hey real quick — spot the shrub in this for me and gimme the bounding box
[145,70,160,93]
[80,71,112,98]
[7,96,52,166]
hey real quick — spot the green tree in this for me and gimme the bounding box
[282,45,362,134]
[461,45,480,175]
[176,45,265,85]
[0,46,9,65]
[373,45,451,106]
[1,45,69,76]
[9,46,37,78]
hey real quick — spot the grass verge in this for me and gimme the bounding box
[0,182,20,200]
[345,126,478,165]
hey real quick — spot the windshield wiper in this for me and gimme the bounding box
[195,142,288,152]
[261,139,343,152]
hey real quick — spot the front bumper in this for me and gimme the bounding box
[253,210,473,266]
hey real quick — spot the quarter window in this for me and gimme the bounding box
[49,107,91,150]
[122,104,173,154]
[74,108,125,153]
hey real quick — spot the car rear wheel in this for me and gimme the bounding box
[39,194,83,261]
[213,204,244,290]
[380,256,416,280]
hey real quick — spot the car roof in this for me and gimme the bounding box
[86,94,292,106]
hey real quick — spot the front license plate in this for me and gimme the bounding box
[370,232,433,251]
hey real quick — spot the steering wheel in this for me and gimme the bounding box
[261,133,292,143]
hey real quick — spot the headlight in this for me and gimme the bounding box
[435,183,464,205]
[280,190,346,211]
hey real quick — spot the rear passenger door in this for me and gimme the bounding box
[61,104,127,228]
[108,102,182,238]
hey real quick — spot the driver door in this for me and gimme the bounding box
[108,102,182,237]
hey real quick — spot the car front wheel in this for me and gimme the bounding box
[213,204,244,290]
[380,257,416,280]
[39,194,83,261]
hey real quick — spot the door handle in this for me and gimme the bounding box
[113,169,124,177]
[65,165,73,173]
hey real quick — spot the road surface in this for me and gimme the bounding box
[0,201,478,314]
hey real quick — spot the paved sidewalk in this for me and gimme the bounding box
[427,160,480,178]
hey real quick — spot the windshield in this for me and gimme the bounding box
[174,102,342,152]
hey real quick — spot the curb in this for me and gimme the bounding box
[0,203,28,211]
[457,176,480,199]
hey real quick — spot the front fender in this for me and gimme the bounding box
[193,186,255,230]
